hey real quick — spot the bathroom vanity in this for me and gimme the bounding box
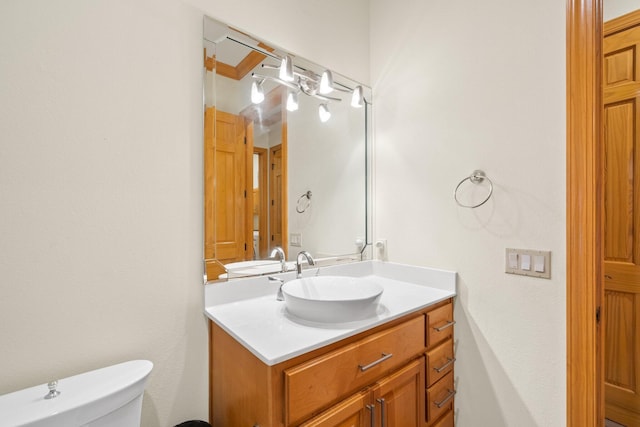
[204,261,456,427]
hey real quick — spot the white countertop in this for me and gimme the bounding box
[204,260,456,366]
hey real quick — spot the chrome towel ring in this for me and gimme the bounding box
[454,170,493,208]
[296,190,312,213]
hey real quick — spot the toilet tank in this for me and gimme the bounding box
[0,360,153,427]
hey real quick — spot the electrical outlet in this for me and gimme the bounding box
[375,239,387,260]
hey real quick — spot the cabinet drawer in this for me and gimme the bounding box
[426,302,454,346]
[285,315,426,426]
[426,338,454,387]
[426,371,455,423]
[431,409,454,427]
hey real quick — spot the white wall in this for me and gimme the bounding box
[0,1,207,425]
[604,0,639,21]
[0,0,369,426]
[370,1,566,426]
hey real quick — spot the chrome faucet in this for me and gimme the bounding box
[269,246,286,272]
[269,276,285,301]
[296,251,315,278]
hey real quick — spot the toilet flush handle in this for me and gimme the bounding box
[44,381,61,399]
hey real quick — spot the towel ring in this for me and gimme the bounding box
[454,170,493,208]
[296,190,312,213]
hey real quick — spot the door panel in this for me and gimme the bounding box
[604,99,637,263]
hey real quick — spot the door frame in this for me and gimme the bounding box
[566,0,604,426]
[254,147,268,259]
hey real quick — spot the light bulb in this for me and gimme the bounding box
[279,55,294,82]
[251,81,264,104]
[319,70,334,94]
[351,85,364,108]
[319,104,331,122]
[286,91,299,112]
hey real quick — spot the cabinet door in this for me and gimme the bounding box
[299,391,371,427]
[372,358,425,427]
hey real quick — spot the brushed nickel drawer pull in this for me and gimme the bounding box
[433,357,456,373]
[359,353,393,371]
[434,389,456,408]
[433,320,456,332]
[377,398,386,427]
[366,404,375,427]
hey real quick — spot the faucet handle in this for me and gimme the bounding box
[269,276,286,301]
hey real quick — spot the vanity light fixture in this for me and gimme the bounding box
[286,91,299,112]
[250,51,367,121]
[279,55,294,82]
[319,70,334,94]
[251,80,265,104]
[318,103,331,122]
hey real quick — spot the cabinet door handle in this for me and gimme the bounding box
[376,398,386,427]
[366,404,375,427]
[433,357,456,373]
[434,389,456,408]
[359,353,393,371]
[433,320,456,332]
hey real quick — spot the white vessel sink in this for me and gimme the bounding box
[281,276,383,323]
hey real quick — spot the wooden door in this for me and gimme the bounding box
[604,11,640,426]
[270,144,284,251]
[204,108,251,279]
[372,358,425,427]
[299,391,370,427]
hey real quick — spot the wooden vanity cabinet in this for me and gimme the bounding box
[209,298,455,427]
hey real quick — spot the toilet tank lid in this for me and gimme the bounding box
[0,360,153,426]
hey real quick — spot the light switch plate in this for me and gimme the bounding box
[505,248,551,279]
[290,233,301,247]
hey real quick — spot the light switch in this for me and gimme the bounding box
[534,255,545,273]
[521,254,531,271]
[508,252,519,269]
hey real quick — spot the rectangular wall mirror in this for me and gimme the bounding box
[203,16,372,281]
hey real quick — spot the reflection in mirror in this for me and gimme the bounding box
[203,16,371,281]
